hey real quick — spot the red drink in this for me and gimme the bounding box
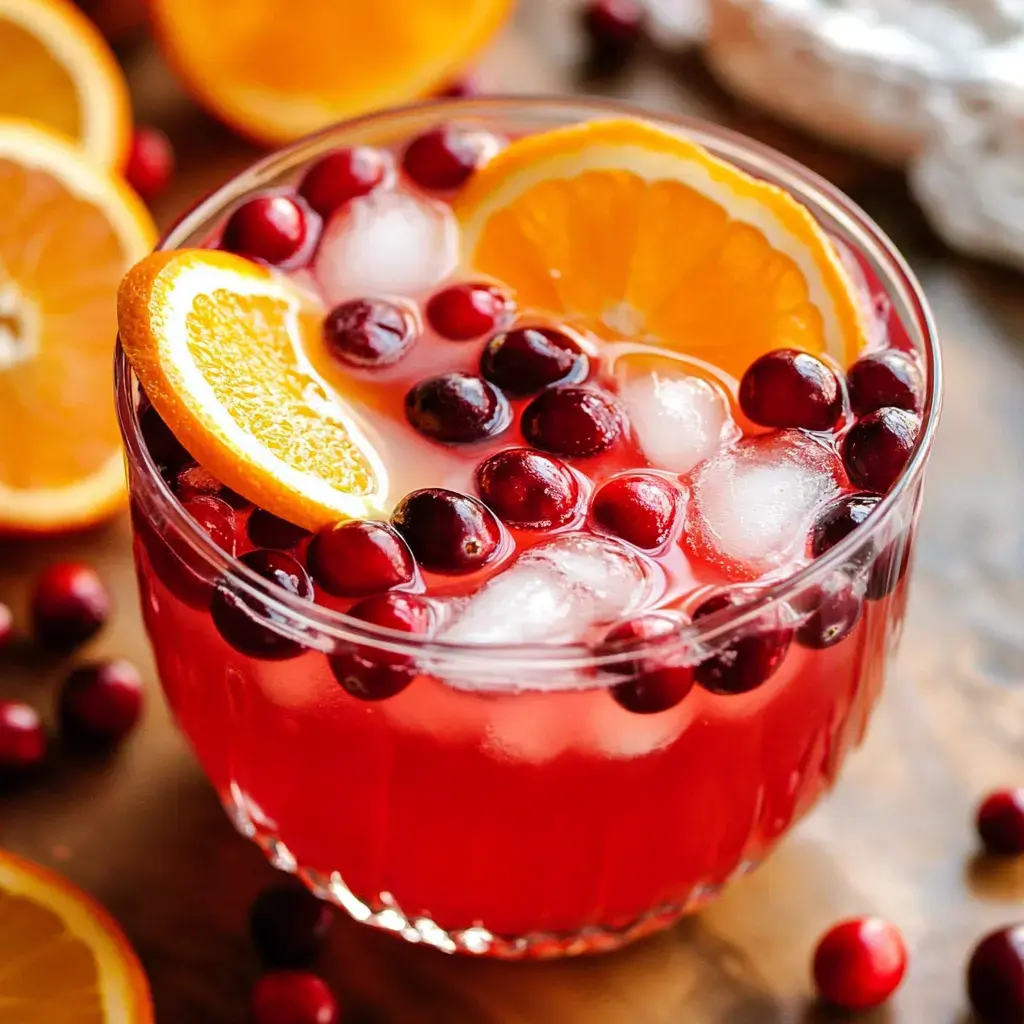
[116,100,940,958]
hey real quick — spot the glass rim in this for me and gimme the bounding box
[115,94,942,672]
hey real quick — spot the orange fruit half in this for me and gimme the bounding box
[0,120,155,534]
[0,850,153,1022]
[455,118,866,381]
[150,0,513,147]
[0,0,131,168]
[117,249,388,530]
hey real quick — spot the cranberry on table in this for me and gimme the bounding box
[298,146,387,218]
[391,488,502,575]
[842,407,921,493]
[476,449,581,529]
[183,496,237,554]
[176,462,250,508]
[967,925,1024,1024]
[322,298,415,368]
[601,615,694,714]
[211,550,314,660]
[31,561,110,652]
[481,326,588,396]
[250,881,334,968]
[248,509,311,551]
[848,349,923,417]
[308,520,415,597]
[220,194,311,266]
[591,474,679,550]
[812,917,908,1011]
[250,971,339,1024]
[426,282,510,340]
[738,348,842,431]
[793,579,863,650]
[124,126,174,201]
[402,127,487,191]
[59,659,144,745]
[0,701,46,772]
[521,386,622,458]
[581,0,645,66]
[976,788,1024,857]
[405,373,509,445]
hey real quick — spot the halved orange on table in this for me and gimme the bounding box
[0,850,152,1023]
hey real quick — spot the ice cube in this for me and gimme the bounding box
[620,369,736,474]
[314,191,458,302]
[688,432,842,577]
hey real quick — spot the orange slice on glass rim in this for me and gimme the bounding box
[117,249,388,530]
[455,118,867,381]
[0,850,153,1023]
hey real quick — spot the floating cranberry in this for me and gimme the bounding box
[248,509,310,550]
[866,533,912,601]
[601,615,694,714]
[813,917,908,1011]
[250,971,339,1024]
[0,601,12,651]
[308,520,415,597]
[426,283,509,340]
[125,127,174,201]
[0,701,46,773]
[322,298,415,368]
[581,0,645,67]
[402,127,486,191]
[848,350,923,417]
[521,386,622,458]
[175,462,250,508]
[481,326,588,396]
[391,489,502,575]
[298,146,387,218]
[591,474,679,550]
[967,925,1024,1024]
[738,348,842,431]
[59,659,144,745]
[976,789,1024,857]
[794,579,863,649]
[692,591,792,695]
[183,496,237,554]
[405,372,509,444]
[250,881,334,968]
[842,407,920,493]
[211,550,313,660]
[220,194,311,266]
[139,404,188,472]
[31,562,110,652]
[810,491,880,559]
[476,449,580,529]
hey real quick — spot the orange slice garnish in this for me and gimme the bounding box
[117,249,388,529]
[0,850,153,1022]
[455,118,866,381]
[0,120,155,534]
[150,0,513,146]
[0,0,132,168]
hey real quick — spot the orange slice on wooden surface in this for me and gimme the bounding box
[117,249,388,529]
[455,118,866,382]
[150,0,513,146]
[0,850,153,1023]
[0,0,131,168]
[0,120,155,534]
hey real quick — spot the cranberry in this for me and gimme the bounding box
[402,127,485,191]
[308,520,415,596]
[810,491,879,559]
[250,881,334,968]
[976,789,1024,857]
[139,404,188,472]
[176,462,250,508]
[329,592,432,701]
[250,971,338,1024]
[0,701,46,772]
[0,601,12,651]
[581,0,645,67]
[211,550,313,660]
[439,77,478,97]
[842,407,920,493]
[601,615,694,714]
[183,496,237,554]
[591,474,679,550]
[391,489,502,575]
[31,562,110,652]
[794,578,863,649]
[248,509,310,550]
[476,449,580,529]
[738,348,842,431]
[426,283,509,340]
[405,373,509,444]
[124,127,174,201]
[692,591,792,695]
[521,386,622,458]
[298,146,387,218]
[812,917,908,1011]
[220,194,310,266]
[967,925,1024,1024]
[866,532,912,601]
[481,326,588,396]
[848,350,923,417]
[59,659,144,745]
[322,298,414,368]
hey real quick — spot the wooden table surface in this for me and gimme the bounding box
[2,4,1023,1022]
